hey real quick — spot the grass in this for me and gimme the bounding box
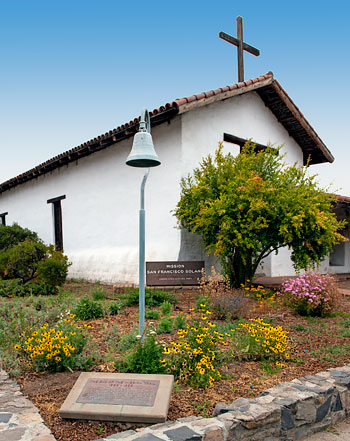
[311,344,350,363]
[292,324,310,332]
[191,400,212,418]
[339,329,350,338]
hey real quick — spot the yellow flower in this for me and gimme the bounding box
[14,344,20,350]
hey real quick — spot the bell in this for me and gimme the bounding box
[126,131,161,167]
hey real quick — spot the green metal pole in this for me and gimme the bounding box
[139,167,149,341]
[138,108,151,342]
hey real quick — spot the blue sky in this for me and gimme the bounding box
[1,0,349,193]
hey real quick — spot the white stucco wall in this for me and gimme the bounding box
[0,118,183,283]
[0,90,339,283]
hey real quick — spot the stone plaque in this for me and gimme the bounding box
[146,261,204,286]
[59,372,174,423]
[76,378,159,406]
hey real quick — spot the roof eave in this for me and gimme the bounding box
[257,81,334,165]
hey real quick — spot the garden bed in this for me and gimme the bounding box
[2,281,350,441]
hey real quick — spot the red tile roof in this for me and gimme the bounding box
[336,194,350,204]
[0,72,334,194]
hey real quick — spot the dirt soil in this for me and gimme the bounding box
[14,283,350,441]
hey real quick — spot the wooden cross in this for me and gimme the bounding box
[219,16,260,83]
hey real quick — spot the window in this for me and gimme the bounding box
[329,243,345,267]
[0,212,8,226]
[223,133,275,154]
[47,196,65,251]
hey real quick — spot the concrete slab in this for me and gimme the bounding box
[59,372,174,424]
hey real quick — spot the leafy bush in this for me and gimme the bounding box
[117,328,138,352]
[174,313,186,330]
[26,282,57,296]
[120,288,177,307]
[37,248,70,288]
[0,279,26,297]
[91,286,106,301]
[120,329,165,374]
[15,315,92,372]
[174,143,346,287]
[157,317,173,334]
[73,297,104,320]
[0,240,47,283]
[109,301,123,316]
[0,223,40,251]
[145,309,160,319]
[0,279,56,297]
[282,272,340,317]
[0,224,70,293]
[163,306,226,388]
[160,300,172,316]
[231,318,289,366]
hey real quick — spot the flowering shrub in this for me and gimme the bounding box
[15,314,92,372]
[243,284,281,309]
[282,272,339,317]
[162,306,228,388]
[244,284,275,300]
[232,318,289,367]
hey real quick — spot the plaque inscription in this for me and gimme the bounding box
[146,261,204,286]
[76,378,160,407]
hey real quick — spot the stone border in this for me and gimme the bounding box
[2,365,350,441]
[0,370,56,441]
[94,364,350,441]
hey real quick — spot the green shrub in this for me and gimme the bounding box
[0,240,47,283]
[145,309,160,319]
[0,224,70,293]
[119,330,165,374]
[160,300,172,316]
[157,317,173,334]
[0,279,26,297]
[0,279,56,297]
[0,242,69,292]
[120,288,177,307]
[91,287,106,301]
[73,297,104,320]
[109,301,123,316]
[174,313,186,330]
[117,328,138,352]
[37,248,70,288]
[0,223,40,251]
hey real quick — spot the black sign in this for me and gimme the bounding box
[146,261,204,286]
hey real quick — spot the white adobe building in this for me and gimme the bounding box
[0,72,349,283]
